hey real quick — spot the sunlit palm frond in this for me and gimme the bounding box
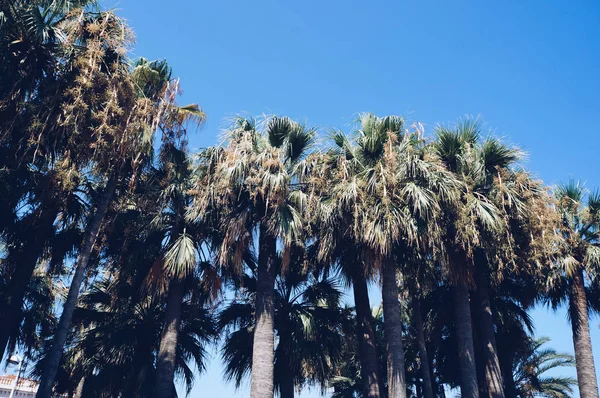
[164,232,197,280]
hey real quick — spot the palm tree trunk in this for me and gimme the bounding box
[381,259,406,398]
[473,265,504,398]
[569,269,599,398]
[0,206,57,360]
[279,375,294,398]
[453,284,480,398]
[36,175,117,398]
[250,225,277,398]
[352,266,382,398]
[152,279,185,398]
[412,297,435,398]
[278,355,295,398]
[499,350,517,398]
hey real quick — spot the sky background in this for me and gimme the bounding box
[105,1,600,396]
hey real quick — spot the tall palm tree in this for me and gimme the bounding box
[190,115,315,398]
[151,142,214,398]
[434,120,536,397]
[493,273,538,398]
[219,251,344,398]
[37,35,203,397]
[33,161,217,398]
[404,252,437,398]
[316,114,457,398]
[546,180,600,398]
[0,0,99,360]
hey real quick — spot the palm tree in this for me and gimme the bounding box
[433,119,536,398]
[0,266,58,375]
[329,306,387,398]
[404,253,437,398]
[151,142,214,398]
[32,161,217,398]
[190,115,315,398]
[37,276,217,398]
[219,250,344,397]
[37,36,203,397]
[0,170,71,362]
[512,337,576,398]
[0,0,99,360]
[316,114,457,398]
[493,273,538,398]
[0,0,99,104]
[546,180,600,398]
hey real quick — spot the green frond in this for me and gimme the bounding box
[285,123,316,164]
[434,127,464,172]
[588,189,600,220]
[164,232,197,279]
[266,116,293,148]
[480,137,523,172]
[457,117,481,145]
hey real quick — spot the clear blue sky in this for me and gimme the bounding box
[109,1,600,396]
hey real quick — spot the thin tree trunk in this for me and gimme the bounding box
[250,225,277,398]
[73,377,85,398]
[412,297,434,398]
[428,323,442,396]
[474,264,504,398]
[36,175,117,398]
[499,350,517,398]
[0,206,57,360]
[278,350,295,398]
[152,279,185,398]
[471,296,488,397]
[352,266,382,398]
[569,269,599,398]
[453,284,480,398]
[381,259,406,398]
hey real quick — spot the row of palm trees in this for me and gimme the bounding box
[1,1,599,398]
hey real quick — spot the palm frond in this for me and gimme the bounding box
[164,232,197,280]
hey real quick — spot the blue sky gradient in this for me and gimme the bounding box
[108,1,600,396]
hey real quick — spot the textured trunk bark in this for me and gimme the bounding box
[352,266,382,398]
[381,259,406,398]
[36,175,117,398]
[250,225,277,398]
[474,265,504,398]
[73,377,85,398]
[152,279,185,398]
[453,284,480,398]
[569,269,599,398]
[0,206,57,360]
[412,298,434,398]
